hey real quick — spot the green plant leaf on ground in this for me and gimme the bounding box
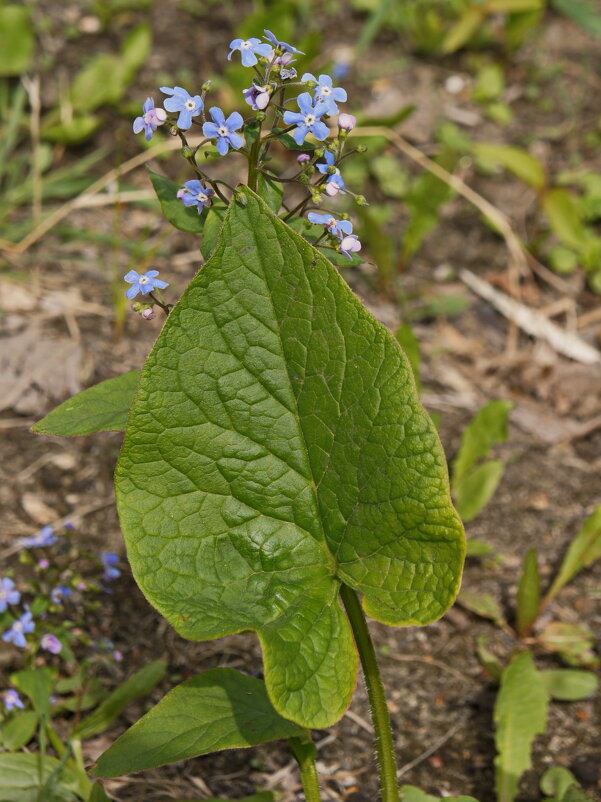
[455,459,505,522]
[149,171,207,235]
[494,651,549,802]
[540,766,579,799]
[551,0,601,37]
[32,371,140,436]
[466,539,495,557]
[476,635,503,681]
[458,589,507,629]
[93,669,306,777]
[0,752,79,802]
[0,711,38,751]
[545,507,601,603]
[400,787,480,802]
[537,622,599,668]
[10,668,55,720]
[452,400,513,489]
[542,189,587,251]
[540,669,599,701]
[516,548,540,636]
[115,187,465,728]
[0,6,34,77]
[473,143,546,190]
[73,659,166,740]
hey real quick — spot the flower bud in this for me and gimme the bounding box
[181,146,193,158]
[356,144,367,153]
[306,166,316,176]
[298,174,311,184]
[297,153,311,164]
[311,190,322,205]
[305,80,317,89]
[314,147,325,158]
[338,113,357,131]
[326,165,337,175]
[355,194,368,206]
[131,302,143,312]
[201,80,212,92]
[255,111,266,121]
[142,307,155,320]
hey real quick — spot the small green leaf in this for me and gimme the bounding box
[74,659,166,740]
[455,460,505,523]
[89,782,112,802]
[442,7,484,54]
[42,116,102,145]
[0,6,34,77]
[149,171,206,235]
[466,539,495,557]
[10,668,54,719]
[550,0,601,37]
[540,669,599,701]
[494,651,549,802]
[473,143,546,190]
[121,23,151,74]
[542,189,586,251]
[458,589,507,629]
[0,753,78,802]
[70,54,128,113]
[452,400,513,488]
[476,635,503,681]
[257,174,284,213]
[516,549,540,636]
[538,622,599,668]
[32,371,140,436]
[0,711,38,750]
[400,786,440,802]
[540,766,579,799]
[546,507,601,603]
[92,669,306,777]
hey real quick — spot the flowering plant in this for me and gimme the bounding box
[33,28,465,802]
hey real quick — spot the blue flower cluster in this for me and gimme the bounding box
[128,28,366,307]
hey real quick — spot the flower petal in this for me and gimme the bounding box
[296,92,313,115]
[126,285,140,300]
[301,72,316,83]
[283,111,304,125]
[318,74,333,88]
[203,121,220,138]
[292,124,309,145]
[225,111,243,131]
[176,109,193,130]
[241,49,258,67]
[227,131,244,150]
[209,106,226,126]
[124,270,140,283]
[132,116,144,134]
[311,120,329,140]
[216,136,229,156]
[163,97,182,112]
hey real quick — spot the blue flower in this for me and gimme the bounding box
[228,37,272,67]
[100,552,121,581]
[132,97,167,141]
[124,270,169,300]
[41,634,62,655]
[19,525,56,549]
[2,611,35,648]
[316,149,346,196]
[339,233,362,259]
[263,29,304,55]
[283,93,329,146]
[50,585,72,605]
[0,578,20,613]
[202,107,244,156]
[301,73,347,115]
[307,212,353,239]
[160,86,203,131]
[2,689,24,712]
[177,180,214,213]
[243,84,271,111]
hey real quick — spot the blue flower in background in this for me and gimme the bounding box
[263,29,304,55]
[124,270,169,300]
[50,585,72,605]
[316,150,346,195]
[283,93,329,146]
[0,578,20,613]
[177,180,214,213]
[302,73,347,115]
[307,212,353,239]
[132,97,167,141]
[101,552,121,581]
[203,107,244,156]
[228,37,272,67]
[2,611,35,648]
[160,86,203,130]
[41,634,62,655]
[19,525,56,549]
[2,689,24,712]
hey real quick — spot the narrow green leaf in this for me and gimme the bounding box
[466,539,495,557]
[10,668,54,719]
[115,186,465,728]
[400,787,439,802]
[551,0,601,37]
[73,659,166,740]
[257,174,284,213]
[0,711,38,750]
[458,590,507,629]
[149,170,206,235]
[92,669,306,777]
[540,669,599,701]
[32,371,140,436]
[452,400,513,488]
[487,0,544,10]
[473,143,546,190]
[89,782,112,802]
[0,753,78,802]
[540,766,579,799]
[542,189,586,251]
[546,507,601,603]
[516,549,540,636]
[455,460,505,522]
[121,23,151,74]
[538,622,599,668]
[442,7,484,53]
[0,6,34,77]
[476,635,503,681]
[494,651,549,802]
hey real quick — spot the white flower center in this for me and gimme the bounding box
[0,590,6,600]
[197,193,209,203]
[218,125,229,137]
[304,114,316,126]
[327,218,336,228]
[139,276,150,285]
[14,622,23,632]
[184,99,196,111]
[320,86,331,96]
[241,40,253,49]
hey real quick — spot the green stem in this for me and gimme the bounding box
[288,737,322,802]
[340,584,399,802]
[247,128,262,193]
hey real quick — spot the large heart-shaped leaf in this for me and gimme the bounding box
[115,187,465,728]
[92,668,306,777]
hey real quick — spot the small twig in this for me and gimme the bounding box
[396,714,467,780]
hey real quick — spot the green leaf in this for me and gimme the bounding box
[257,174,284,213]
[550,0,601,37]
[0,753,78,802]
[452,400,513,488]
[466,539,495,557]
[200,201,228,260]
[89,783,112,802]
[10,668,54,719]
[0,711,38,750]
[540,669,599,701]
[121,23,151,74]
[148,170,207,235]
[400,787,440,802]
[476,635,503,681]
[93,668,306,777]
[73,659,166,740]
[42,116,102,146]
[442,7,484,54]
[542,189,586,251]
[70,54,129,113]
[487,0,544,10]
[538,622,599,668]
[540,766,579,799]
[455,460,505,522]
[395,323,421,391]
[494,651,549,802]
[115,186,465,728]
[458,589,507,628]
[516,548,540,636]
[473,143,546,190]
[546,507,601,602]
[32,371,140,436]
[0,6,34,77]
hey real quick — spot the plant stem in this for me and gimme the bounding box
[247,127,262,193]
[288,737,323,802]
[340,584,399,802]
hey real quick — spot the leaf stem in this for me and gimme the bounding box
[288,737,323,802]
[340,584,399,802]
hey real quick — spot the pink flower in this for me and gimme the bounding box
[338,113,356,131]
